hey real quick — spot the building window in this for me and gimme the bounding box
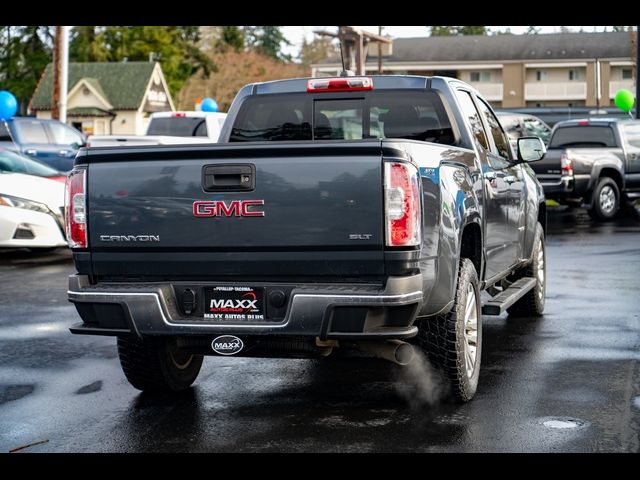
[470,71,491,83]
[622,68,633,80]
[568,69,582,81]
[536,71,548,82]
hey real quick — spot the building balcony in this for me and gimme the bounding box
[525,82,587,100]
[473,83,503,101]
[609,80,635,98]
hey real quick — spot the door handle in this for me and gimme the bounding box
[504,175,517,184]
[484,171,497,180]
[59,149,72,156]
[630,153,638,160]
[203,164,255,192]
[25,149,37,156]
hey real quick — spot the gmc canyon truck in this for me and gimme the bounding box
[65,75,547,402]
[531,118,640,220]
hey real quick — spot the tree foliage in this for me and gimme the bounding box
[299,37,338,67]
[244,26,292,61]
[221,26,245,51]
[0,26,53,114]
[177,48,305,112]
[70,26,214,96]
[428,26,488,36]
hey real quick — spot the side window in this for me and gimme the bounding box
[47,122,84,146]
[476,98,512,160]
[624,123,640,149]
[14,121,49,144]
[454,90,489,151]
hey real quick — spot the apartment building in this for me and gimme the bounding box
[311,32,635,109]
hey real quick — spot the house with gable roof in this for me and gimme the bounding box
[29,61,174,135]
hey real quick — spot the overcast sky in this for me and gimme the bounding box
[281,26,613,58]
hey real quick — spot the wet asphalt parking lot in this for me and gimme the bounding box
[0,206,639,453]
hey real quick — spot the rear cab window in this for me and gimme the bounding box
[147,117,205,136]
[549,125,618,148]
[229,90,455,145]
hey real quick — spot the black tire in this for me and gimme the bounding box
[417,258,482,403]
[507,223,546,317]
[117,336,203,392]
[588,177,620,221]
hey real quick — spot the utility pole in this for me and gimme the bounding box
[378,26,383,74]
[636,26,640,119]
[51,26,69,122]
[52,26,62,120]
[595,57,601,110]
[60,26,69,123]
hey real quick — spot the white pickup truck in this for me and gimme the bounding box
[86,111,228,147]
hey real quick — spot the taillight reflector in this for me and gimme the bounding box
[384,162,421,247]
[64,168,87,248]
[307,77,373,93]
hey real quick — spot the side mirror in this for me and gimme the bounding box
[517,136,546,163]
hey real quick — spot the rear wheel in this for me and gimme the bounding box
[588,177,619,221]
[417,258,482,402]
[117,336,203,392]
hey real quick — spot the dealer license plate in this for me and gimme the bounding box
[203,286,265,321]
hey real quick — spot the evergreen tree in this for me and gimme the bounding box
[221,26,245,51]
[0,26,53,114]
[245,26,292,61]
[428,26,487,36]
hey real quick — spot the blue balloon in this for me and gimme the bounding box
[201,97,218,113]
[0,90,18,121]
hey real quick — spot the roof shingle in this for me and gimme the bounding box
[30,61,156,111]
[320,32,634,64]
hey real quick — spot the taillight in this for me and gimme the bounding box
[384,162,421,247]
[561,154,574,176]
[64,168,87,248]
[307,77,373,93]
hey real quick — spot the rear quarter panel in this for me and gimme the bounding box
[385,141,483,316]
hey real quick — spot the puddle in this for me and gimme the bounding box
[75,381,103,395]
[540,417,590,429]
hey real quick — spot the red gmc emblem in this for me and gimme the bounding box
[193,200,265,217]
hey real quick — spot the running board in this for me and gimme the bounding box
[482,277,537,315]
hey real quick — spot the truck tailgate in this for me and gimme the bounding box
[85,143,385,278]
[530,148,563,183]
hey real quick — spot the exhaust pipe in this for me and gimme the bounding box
[356,340,415,366]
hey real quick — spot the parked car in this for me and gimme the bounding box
[0,172,66,249]
[86,111,228,147]
[66,75,547,402]
[530,118,640,220]
[0,117,86,172]
[496,111,552,149]
[0,148,67,182]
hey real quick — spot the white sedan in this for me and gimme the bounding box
[0,172,67,249]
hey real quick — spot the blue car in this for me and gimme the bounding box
[0,117,86,172]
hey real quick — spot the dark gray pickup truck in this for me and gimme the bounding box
[65,75,547,402]
[531,118,640,220]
